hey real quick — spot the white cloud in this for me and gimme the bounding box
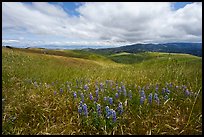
[2,2,202,47]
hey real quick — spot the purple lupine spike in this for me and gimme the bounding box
[105,106,109,112]
[60,88,63,94]
[182,85,187,90]
[115,93,119,99]
[169,83,173,88]
[140,96,145,105]
[166,88,170,94]
[81,93,84,102]
[97,104,101,116]
[123,88,127,97]
[112,110,116,122]
[78,101,83,114]
[100,83,103,89]
[78,105,82,114]
[164,95,168,101]
[148,93,153,104]
[185,89,190,96]
[117,102,123,115]
[109,109,113,118]
[162,88,165,95]
[121,85,127,97]
[73,92,77,98]
[89,93,93,100]
[140,90,146,98]
[95,85,99,91]
[109,97,113,105]
[105,106,110,118]
[54,91,57,95]
[94,97,98,102]
[95,89,99,97]
[104,97,107,101]
[79,101,83,107]
[154,93,160,104]
[156,84,159,91]
[84,84,88,91]
[83,104,88,117]
[118,87,122,94]
[116,85,118,91]
[128,90,132,99]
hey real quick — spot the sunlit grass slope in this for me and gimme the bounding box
[2,47,202,135]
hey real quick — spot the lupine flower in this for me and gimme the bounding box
[140,96,145,105]
[104,97,107,101]
[95,89,99,97]
[118,87,122,94]
[79,101,83,107]
[156,84,159,91]
[175,86,179,89]
[97,104,101,116]
[105,106,111,118]
[122,85,127,97]
[166,88,170,94]
[117,102,123,115]
[84,84,88,91]
[60,88,63,94]
[54,91,57,95]
[162,88,165,95]
[115,93,119,98]
[154,93,160,104]
[109,97,113,105]
[105,106,109,112]
[81,93,84,102]
[83,104,88,117]
[95,85,99,91]
[185,89,190,96]
[109,109,114,119]
[182,85,187,90]
[140,90,146,98]
[116,85,118,91]
[128,90,132,99]
[148,93,153,104]
[89,93,93,100]
[78,105,82,114]
[78,101,83,114]
[100,83,103,89]
[169,83,173,87]
[112,110,117,122]
[94,97,98,102]
[73,92,77,98]
[164,95,168,101]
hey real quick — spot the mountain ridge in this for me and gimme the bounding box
[84,42,202,57]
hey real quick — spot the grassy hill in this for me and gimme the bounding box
[2,47,202,135]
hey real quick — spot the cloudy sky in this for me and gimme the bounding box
[2,2,202,48]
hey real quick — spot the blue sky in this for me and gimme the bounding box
[2,2,202,49]
[173,2,193,10]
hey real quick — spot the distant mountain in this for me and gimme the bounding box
[85,43,202,57]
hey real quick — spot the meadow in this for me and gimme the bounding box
[2,47,202,135]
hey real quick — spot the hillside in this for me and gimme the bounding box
[85,43,202,57]
[2,47,202,135]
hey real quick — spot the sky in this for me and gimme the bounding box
[2,2,202,49]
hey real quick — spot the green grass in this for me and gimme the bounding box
[2,47,202,135]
